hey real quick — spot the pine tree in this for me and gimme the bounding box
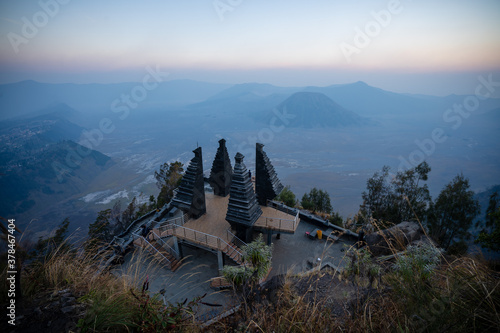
[275,185,296,207]
[155,161,184,208]
[121,197,137,229]
[87,209,112,250]
[33,218,71,257]
[301,187,332,214]
[476,191,500,251]
[427,174,480,250]
[360,162,431,225]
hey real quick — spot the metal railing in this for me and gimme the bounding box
[157,222,176,235]
[171,224,244,263]
[150,230,179,259]
[157,213,189,233]
[226,229,247,250]
[267,199,298,216]
[132,232,172,268]
[255,210,300,232]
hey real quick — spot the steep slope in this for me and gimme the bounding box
[0,110,114,230]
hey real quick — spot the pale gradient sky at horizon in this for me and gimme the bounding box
[0,0,499,96]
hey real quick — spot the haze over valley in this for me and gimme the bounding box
[1,79,499,238]
[1,0,499,240]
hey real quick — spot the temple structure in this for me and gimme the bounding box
[171,147,206,218]
[225,152,262,242]
[209,139,233,197]
[255,143,284,205]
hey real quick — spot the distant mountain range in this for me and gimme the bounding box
[0,79,232,120]
[2,79,500,122]
[274,92,372,128]
[1,78,499,238]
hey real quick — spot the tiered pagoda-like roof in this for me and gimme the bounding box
[209,139,233,197]
[255,143,284,205]
[226,153,262,236]
[171,147,206,218]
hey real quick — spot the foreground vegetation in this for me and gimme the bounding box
[1,225,498,332]
[1,160,499,331]
[0,238,215,332]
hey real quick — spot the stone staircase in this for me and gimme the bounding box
[149,238,182,272]
[133,234,181,272]
[222,242,243,265]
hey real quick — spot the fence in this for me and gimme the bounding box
[255,209,300,232]
[157,213,189,233]
[226,228,247,250]
[267,200,298,215]
[132,232,173,268]
[150,230,179,259]
[171,224,244,262]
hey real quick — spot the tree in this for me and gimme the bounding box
[360,162,431,225]
[155,161,184,208]
[476,191,500,251]
[329,211,344,227]
[136,202,148,219]
[87,209,113,250]
[121,197,137,228]
[33,217,71,257]
[301,187,332,214]
[427,174,480,250]
[148,195,157,210]
[392,162,431,223]
[275,185,296,207]
[110,200,123,235]
[360,166,391,221]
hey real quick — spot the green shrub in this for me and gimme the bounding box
[392,243,443,283]
[222,234,272,286]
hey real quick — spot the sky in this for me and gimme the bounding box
[0,0,499,96]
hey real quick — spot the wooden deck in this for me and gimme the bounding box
[156,192,300,238]
[152,191,299,267]
[183,193,232,241]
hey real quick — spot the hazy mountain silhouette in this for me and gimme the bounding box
[303,81,500,118]
[205,83,301,101]
[0,80,231,120]
[275,92,371,128]
[0,104,84,142]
